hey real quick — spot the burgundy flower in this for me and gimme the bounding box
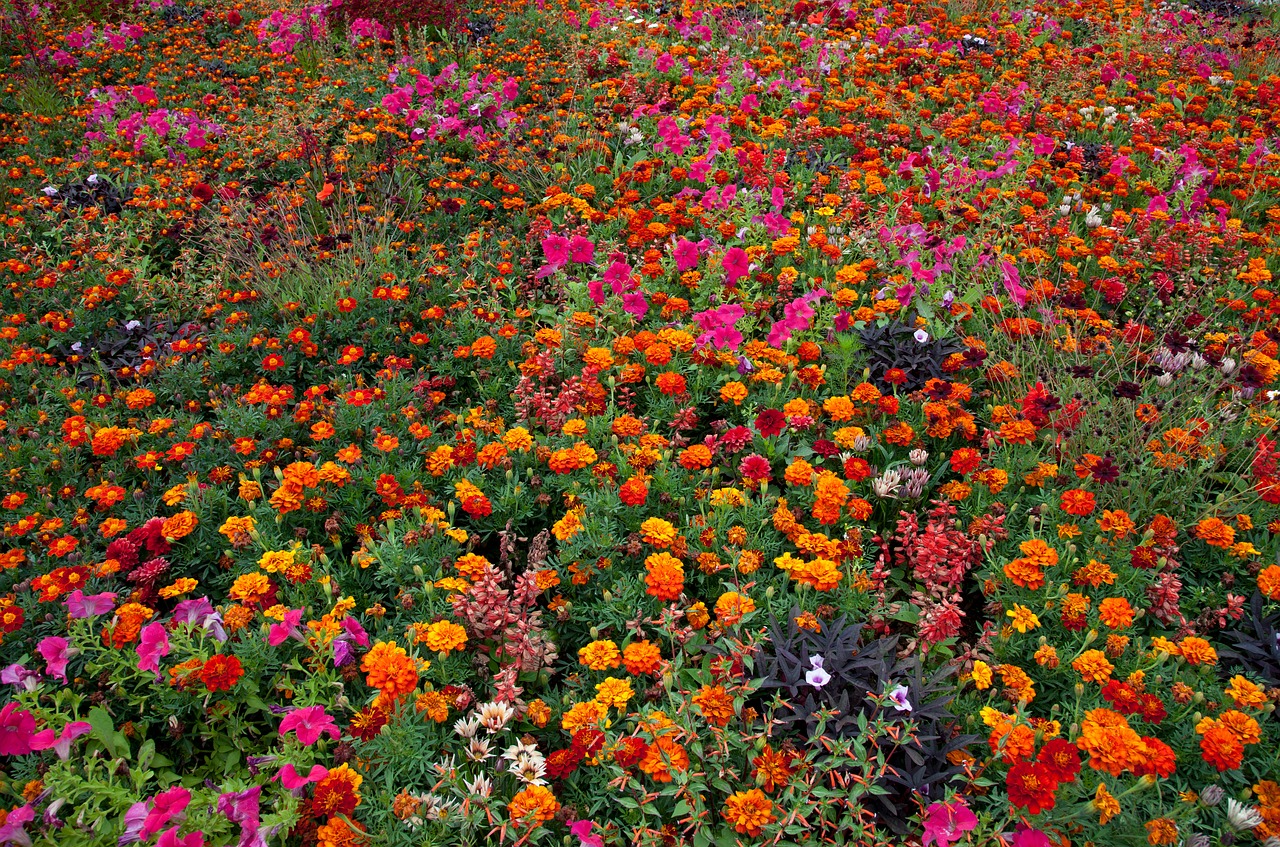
[754,409,785,437]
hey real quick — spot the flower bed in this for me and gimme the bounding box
[0,0,1277,843]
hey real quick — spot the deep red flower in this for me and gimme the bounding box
[1006,761,1057,815]
[1036,738,1080,785]
[754,409,785,438]
[200,654,244,692]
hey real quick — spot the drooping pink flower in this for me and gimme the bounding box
[29,721,90,760]
[37,637,70,682]
[217,786,264,847]
[999,260,1027,308]
[279,706,340,746]
[65,590,116,619]
[136,622,170,677]
[921,798,978,847]
[277,763,328,790]
[267,609,303,647]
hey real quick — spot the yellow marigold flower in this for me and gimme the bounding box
[640,517,678,548]
[1006,604,1040,633]
[594,677,634,709]
[259,550,296,573]
[970,660,993,690]
[1072,649,1114,684]
[1093,782,1120,824]
[578,640,622,670]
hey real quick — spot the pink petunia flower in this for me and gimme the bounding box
[921,798,978,847]
[29,721,91,761]
[279,706,340,746]
[0,703,35,756]
[36,637,70,683]
[722,246,750,285]
[136,622,170,677]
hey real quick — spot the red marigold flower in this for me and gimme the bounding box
[200,654,244,692]
[1006,761,1057,814]
[1036,738,1081,785]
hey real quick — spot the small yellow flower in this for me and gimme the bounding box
[1006,604,1041,634]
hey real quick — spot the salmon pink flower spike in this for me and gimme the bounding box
[279,706,340,746]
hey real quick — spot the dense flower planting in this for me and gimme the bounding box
[0,0,1279,842]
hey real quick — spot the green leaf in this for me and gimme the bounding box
[88,707,126,758]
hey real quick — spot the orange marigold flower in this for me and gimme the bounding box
[1098,597,1134,629]
[1258,564,1280,600]
[507,785,559,828]
[1073,650,1114,684]
[313,763,363,817]
[692,684,735,727]
[578,639,622,671]
[361,641,418,705]
[1179,636,1217,666]
[644,552,685,601]
[1060,488,1096,516]
[1194,517,1236,548]
[623,640,662,675]
[639,735,689,783]
[1200,723,1244,771]
[721,789,777,836]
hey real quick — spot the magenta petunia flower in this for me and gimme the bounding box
[157,826,204,847]
[37,637,70,683]
[65,589,117,619]
[136,622,170,677]
[673,238,699,272]
[279,706,340,746]
[722,246,750,285]
[541,234,570,269]
[921,798,978,847]
[0,703,35,756]
[568,235,595,264]
[142,787,191,839]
